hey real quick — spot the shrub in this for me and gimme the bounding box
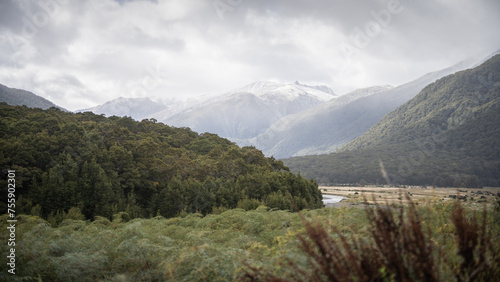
[243,196,500,281]
[112,212,131,223]
[238,198,263,211]
[65,207,86,221]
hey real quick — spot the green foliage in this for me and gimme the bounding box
[285,55,500,187]
[0,208,301,281]
[243,199,500,281]
[237,198,263,210]
[2,201,498,281]
[0,103,323,220]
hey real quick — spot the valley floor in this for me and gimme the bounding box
[320,186,500,207]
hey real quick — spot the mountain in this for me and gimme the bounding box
[155,81,338,140]
[242,85,394,158]
[230,81,337,101]
[293,80,335,95]
[283,55,500,187]
[77,97,167,120]
[0,83,65,110]
[249,55,491,159]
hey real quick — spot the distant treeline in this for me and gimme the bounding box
[0,103,323,222]
[284,147,494,188]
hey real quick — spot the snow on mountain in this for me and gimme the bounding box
[293,81,336,95]
[77,97,167,120]
[154,81,337,140]
[78,80,338,141]
[230,81,337,102]
[244,53,492,159]
[239,85,394,157]
[150,98,202,122]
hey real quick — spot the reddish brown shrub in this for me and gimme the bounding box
[243,196,499,281]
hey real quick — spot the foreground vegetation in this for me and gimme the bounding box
[1,196,499,281]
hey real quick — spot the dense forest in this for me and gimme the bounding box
[0,103,323,222]
[285,55,500,187]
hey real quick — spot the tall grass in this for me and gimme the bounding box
[1,197,498,281]
[0,207,304,281]
[243,196,500,281]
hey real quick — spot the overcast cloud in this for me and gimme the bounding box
[0,0,499,110]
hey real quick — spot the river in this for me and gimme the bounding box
[322,194,347,205]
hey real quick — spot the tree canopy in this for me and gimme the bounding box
[0,104,323,221]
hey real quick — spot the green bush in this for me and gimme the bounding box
[2,198,498,281]
[237,198,263,210]
[244,197,500,281]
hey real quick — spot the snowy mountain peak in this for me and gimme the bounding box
[294,80,336,95]
[232,80,337,102]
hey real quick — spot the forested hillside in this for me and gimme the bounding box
[0,104,323,222]
[284,55,500,187]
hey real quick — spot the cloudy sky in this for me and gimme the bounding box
[1,0,499,111]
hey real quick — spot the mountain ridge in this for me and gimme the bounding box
[239,85,394,157]
[283,54,500,187]
[77,97,167,120]
[238,55,487,159]
[0,83,66,111]
[155,81,339,140]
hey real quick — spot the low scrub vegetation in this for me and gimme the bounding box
[1,196,499,281]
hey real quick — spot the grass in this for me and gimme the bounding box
[244,195,500,281]
[1,196,499,281]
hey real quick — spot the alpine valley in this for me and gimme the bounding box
[75,53,490,159]
[284,54,500,187]
[3,1,500,280]
[1,52,499,282]
[1,52,499,192]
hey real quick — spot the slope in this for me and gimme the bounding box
[343,55,500,152]
[159,81,337,140]
[284,55,500,187]
[0,83,65,110]
[243,54,488,159]
[243,85,394,158]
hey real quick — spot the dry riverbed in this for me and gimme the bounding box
[320,186,500,207]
